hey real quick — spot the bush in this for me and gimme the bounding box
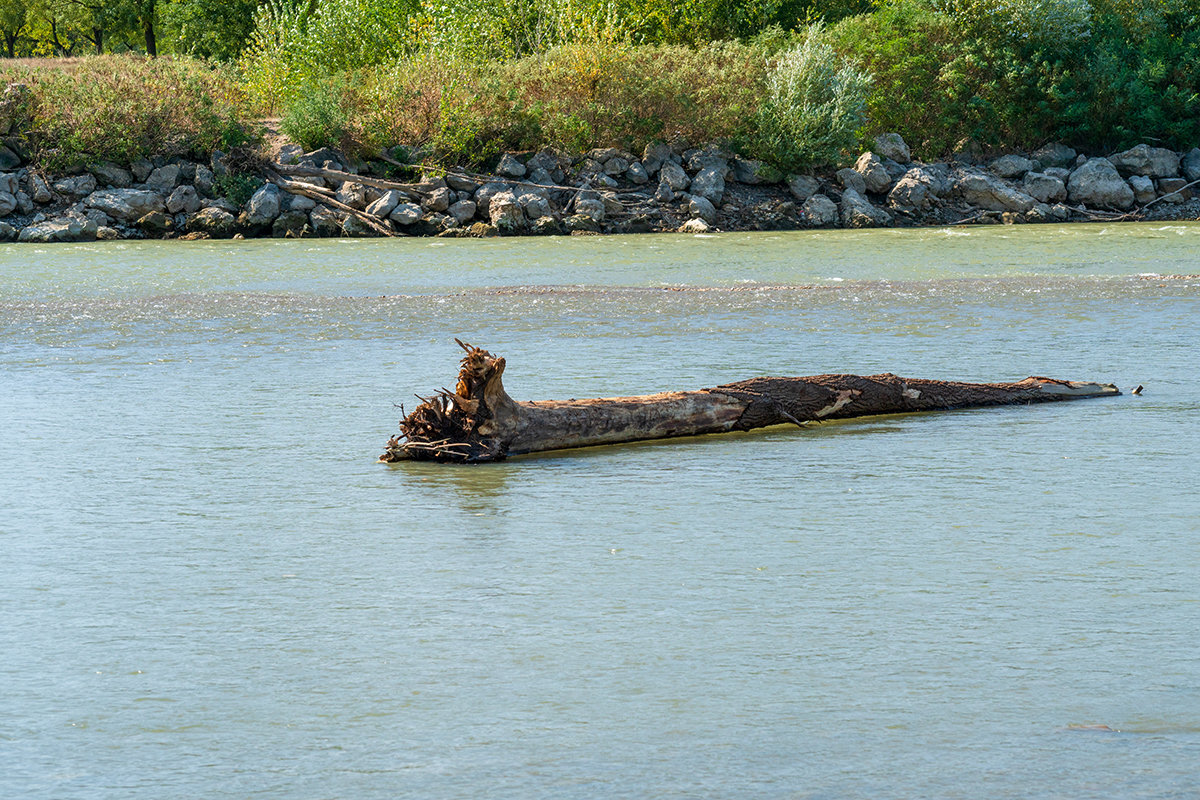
[337,39,776,165]
[281,78,350,149]
[239,0,422,111]
[212,172,262,206]
[746,25,871,170]
[0,56,256,170]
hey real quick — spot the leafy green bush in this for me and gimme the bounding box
[212,171,262,206]
[281,78,350,149]
[0,55,256,170]
[239,0,422,111]
[831,0,1200,157]
[746,25,871,170]
[338,40,775,165]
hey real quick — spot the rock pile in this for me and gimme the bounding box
[3,133,1199,243]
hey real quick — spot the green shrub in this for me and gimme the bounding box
[281,78,350,149]
[0,55,256,170]
[239,0,422,111]
[746,24,871,170]
[212,172,262,206]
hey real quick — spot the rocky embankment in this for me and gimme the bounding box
[3,132,1200,243]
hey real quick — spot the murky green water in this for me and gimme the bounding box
[3,225,1199,798]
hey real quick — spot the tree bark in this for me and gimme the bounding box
[380,342,1121,464]
[142,13,156,56]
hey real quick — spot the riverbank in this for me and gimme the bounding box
[3,132,1200,243]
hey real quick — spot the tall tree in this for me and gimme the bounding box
[131,0,153,54]
[0,0,28,57]
[159,0,259,60]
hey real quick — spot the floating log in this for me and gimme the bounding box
[379,341,1120,463]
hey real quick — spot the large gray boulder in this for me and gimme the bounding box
[802,194,839,227]
[1182,148,1200,182]
[1031,142,1077,169]
[872,133,911,164]
[0,144,21,170]
[687,194,717,224]
[887,168,938,210]
[517,191,551,220]
[625,161,649,185]
[840,188,892,228]
[488,190,526,230]
[1021,172,1066,204]
[1067,157,1135,209]
[448,199,477,225]
[786,174,820,203]
[1128,175,1156,204]
[389,202,422,225]
[425,186,453,212]
[603,156,629,176]
[243,183,281,225]
[365,189,404,218]
[335,181,366,209]
[18,215,99,243]
[1108,144,1179,178]
[641,142,674,175]
[145,164,180,193]
[653,177,674,203]
[0,190,15,217]
[272,210,309,238]
[496,153,526,178]
[54,174,97,198]
[991,154,1036,179]
[84,188,166,221]
[445,172,480,193]
[28,173,52,203]
[574,196,606,225]
[473,181,511,214]
[955,169,1036,212]
[131,159,153,183]
[309,206,346,237]
[854,152,893,193]
[287,194,316,212]
[89,162,133,188]
[0,172,15,196]
[689,165,726,205]
[836,167,866,195]
[1156,177,1191,203]
[685,144,730,173]
[194,165,214,196]
[186,206,238,238]
[166,185,201,215]
[658,160,690,192]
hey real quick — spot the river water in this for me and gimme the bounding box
[3,225,1199,798]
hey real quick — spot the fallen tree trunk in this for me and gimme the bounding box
[380,341,1120,463]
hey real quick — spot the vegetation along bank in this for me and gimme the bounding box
[2,0,1200,240]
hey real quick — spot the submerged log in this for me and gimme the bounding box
[380,341,1120,463]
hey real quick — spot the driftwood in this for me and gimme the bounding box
[267,170,399,237]
[379,341,1120,463]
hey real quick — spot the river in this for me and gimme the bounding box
[3,225,1199,798]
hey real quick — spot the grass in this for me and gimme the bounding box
[0,55,258,171]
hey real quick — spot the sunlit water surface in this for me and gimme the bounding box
[3,225,1199,798]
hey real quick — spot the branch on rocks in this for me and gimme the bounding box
[268,171,397,237]
[379,341,1121,464]
[274,163,429,195]
[1140,177,1200,210]
[1068,204,1143,222]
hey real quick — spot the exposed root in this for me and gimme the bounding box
[378,341,509,463]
